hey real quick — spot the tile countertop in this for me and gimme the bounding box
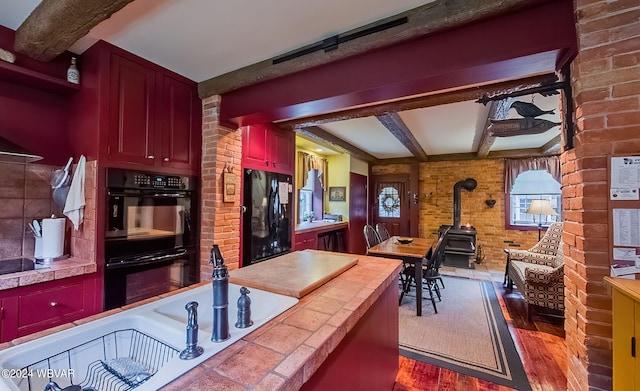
[0,252,402,391]
[0,257,97,291]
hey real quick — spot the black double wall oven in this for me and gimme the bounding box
[104,169,199,310]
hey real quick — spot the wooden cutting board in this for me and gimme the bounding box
[229,250,358,298]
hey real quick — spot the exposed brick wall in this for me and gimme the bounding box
[566,1,640,390]
[200,96,242,280]
[372,159,541,269]
[420,159,541,269]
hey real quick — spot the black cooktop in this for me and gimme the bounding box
[0,258,36,275]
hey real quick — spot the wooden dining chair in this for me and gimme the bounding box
[399,232,448,313]
[375,223,390,241]
[364,224,381,252]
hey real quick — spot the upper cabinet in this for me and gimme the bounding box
[242,124,294,175]
[69,41,201,175]
[160,75,200,171]
[108,54,157,165]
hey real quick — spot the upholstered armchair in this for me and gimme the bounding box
[506,222,565,321]
[504,222,563,284]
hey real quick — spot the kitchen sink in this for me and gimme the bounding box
[0,283,298,391]
[153,283,298,331]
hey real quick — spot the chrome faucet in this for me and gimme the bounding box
[179,301,204,360]
[211,245,230,342]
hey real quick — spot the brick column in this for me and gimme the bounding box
[565,1,640,390]
[200,96,242,280]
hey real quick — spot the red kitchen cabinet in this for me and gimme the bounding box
[69,40,201,175]
[242,124,294,175]
[294,232,317,250]
[108,54,157,165]
[0,274,100,343]
[242,125,269,168]
[160,74,200,171]
[270,128,294,174]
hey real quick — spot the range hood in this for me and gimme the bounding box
[0,136,42,163]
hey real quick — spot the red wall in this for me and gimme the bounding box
[0,26,74,166]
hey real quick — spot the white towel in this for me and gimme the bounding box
[63,155,86,230]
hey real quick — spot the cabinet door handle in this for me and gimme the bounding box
[50,302,57,307]
[265,159,269,166]
[632,337,636,358]
[272,161,276,167]
[163,157,169,162]
[147,155,155,159]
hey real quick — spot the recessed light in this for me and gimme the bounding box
[316,149,322,152]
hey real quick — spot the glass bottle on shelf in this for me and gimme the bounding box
[67,57,79,84]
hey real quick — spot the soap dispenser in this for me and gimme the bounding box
[235,286,253,328]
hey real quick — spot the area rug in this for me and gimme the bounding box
[399,276,532,391]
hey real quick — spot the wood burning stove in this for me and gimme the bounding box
[440,178,478,269]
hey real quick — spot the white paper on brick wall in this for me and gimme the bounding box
[613,209,640,246]
[611,156,640,189]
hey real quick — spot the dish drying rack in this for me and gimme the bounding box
[16,329,178,391]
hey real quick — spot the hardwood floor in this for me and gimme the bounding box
[394,271,566,391]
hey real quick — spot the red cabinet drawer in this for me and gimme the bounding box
[17,282,86,330]
[295,232,317,250]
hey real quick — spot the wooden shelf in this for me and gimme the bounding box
[0,60,80,95]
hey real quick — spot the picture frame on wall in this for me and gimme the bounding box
[329,186,346,201]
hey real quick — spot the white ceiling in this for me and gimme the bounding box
[309,94,561,160]
[0,0,561,160]
[0,0,433,82]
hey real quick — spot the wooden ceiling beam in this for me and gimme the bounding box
[277,74,557,130]
[376,113,428,161]
[539,134,562,154]
[200,0,546,97]
[14,0,135,61]
[476,101,499,158]
[296,127,380,164]
[476,98,513,157]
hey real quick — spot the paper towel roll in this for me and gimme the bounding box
[41,218,65,259]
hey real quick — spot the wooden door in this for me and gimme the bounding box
[160,74,198,171]
[371,175,410,237]
[349,172,367,255]
[108,54,156,165]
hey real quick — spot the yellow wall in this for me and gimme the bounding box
[295,137,370,222]
[326,154,351,220]
[350,156,368,176]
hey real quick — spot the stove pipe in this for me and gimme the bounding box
[453,178,477,229]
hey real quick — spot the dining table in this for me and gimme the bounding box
[367,236,434,316]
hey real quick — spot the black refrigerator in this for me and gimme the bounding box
[242,169,292,266]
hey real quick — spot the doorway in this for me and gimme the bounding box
[371,174,410,237]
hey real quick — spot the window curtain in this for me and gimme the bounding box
[504,156,561,192]
[296,151,327,190]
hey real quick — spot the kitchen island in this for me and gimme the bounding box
[0,251,402,390]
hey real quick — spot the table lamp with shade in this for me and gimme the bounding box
[526,199,559,240]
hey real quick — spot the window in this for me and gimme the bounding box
[299,189,312,222]
[508,170,562,228]
[378,186,401,218]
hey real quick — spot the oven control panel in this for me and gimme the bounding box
[107,169,193,190]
